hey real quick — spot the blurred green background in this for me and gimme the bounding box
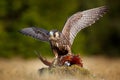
[0,0,120,58]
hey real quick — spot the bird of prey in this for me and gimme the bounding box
[20,6,108,67]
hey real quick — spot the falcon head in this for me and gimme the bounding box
[49,30,60,40]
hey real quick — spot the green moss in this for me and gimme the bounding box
[39,65,92,78]
[38,65,102,80]
[50,65,90,75]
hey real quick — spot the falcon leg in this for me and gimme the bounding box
[66,45,72,55]
[52,58,59,67]
[51,50,59,66]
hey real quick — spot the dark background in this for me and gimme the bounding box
[0,0,120,58]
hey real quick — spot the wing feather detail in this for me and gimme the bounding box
[20,27,49,42]
[62,6,108,45]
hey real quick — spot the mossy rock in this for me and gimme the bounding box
[38,65,101,80]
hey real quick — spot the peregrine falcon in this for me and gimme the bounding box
[20,6,108,67]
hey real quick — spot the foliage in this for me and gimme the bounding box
[0,0,120,58]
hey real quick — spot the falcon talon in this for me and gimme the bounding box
[20,6,108,67]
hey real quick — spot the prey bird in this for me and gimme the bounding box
[20,6,108,67]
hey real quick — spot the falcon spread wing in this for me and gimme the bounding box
[20,27,49,41]
[62,6,108,45]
